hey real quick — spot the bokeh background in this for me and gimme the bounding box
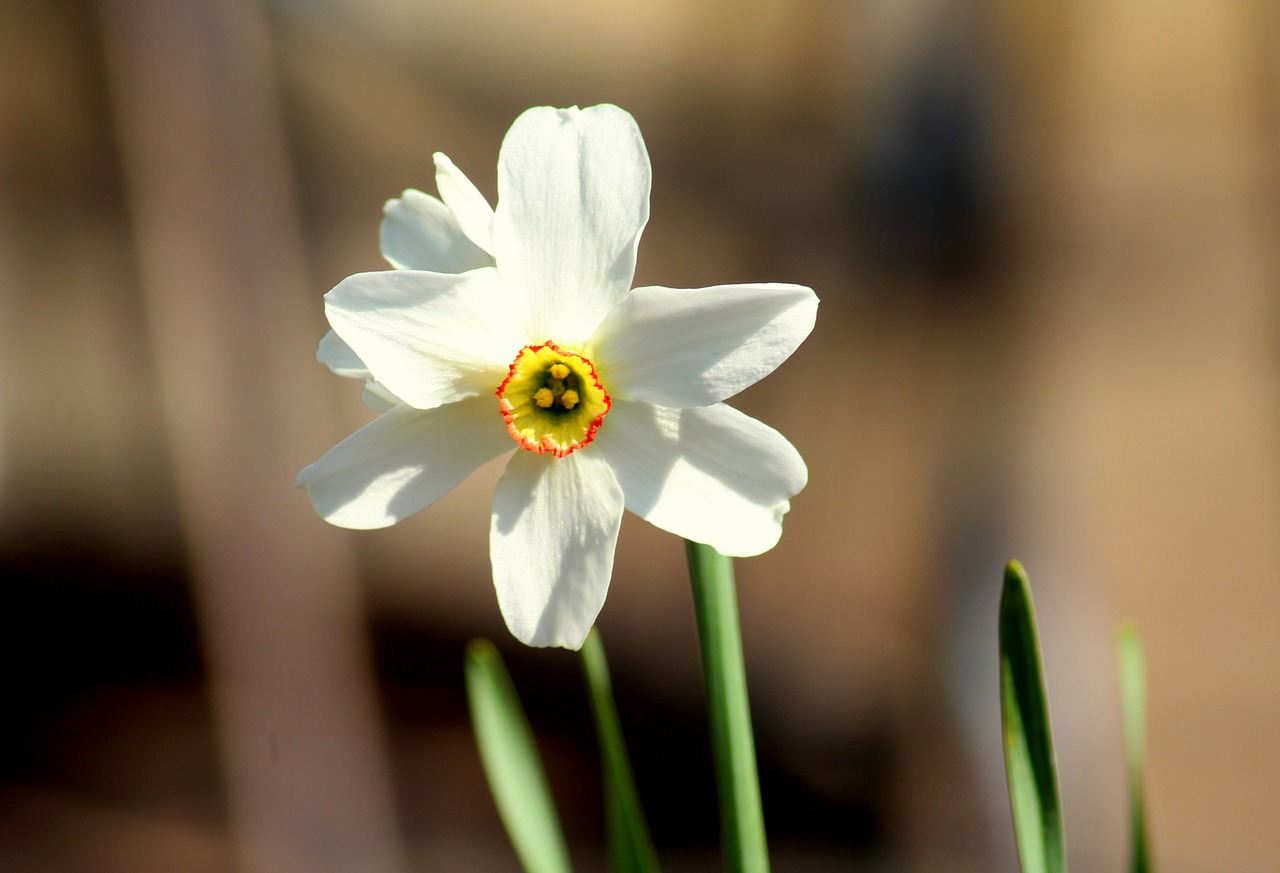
[1,1,1277,871]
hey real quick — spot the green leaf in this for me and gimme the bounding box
[999,561,1066,873]
[685,540,770,873]
[465,639,573,873]
[1116,623,1152,873]
[580,629,661,873]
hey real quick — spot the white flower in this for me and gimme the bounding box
[298,105,817,649]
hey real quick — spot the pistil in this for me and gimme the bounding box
[496,341,611,457]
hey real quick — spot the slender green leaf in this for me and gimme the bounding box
[1116,623,1152,873]
[580,629,661,873]
[465,639,573,873]
[999,560,1066,873]
[685,540,770,873]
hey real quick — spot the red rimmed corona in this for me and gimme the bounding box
[497,341,611,457]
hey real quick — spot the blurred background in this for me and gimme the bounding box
[1,0,1277,871]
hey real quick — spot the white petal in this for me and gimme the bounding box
[317,329,371,379]
[317,330,404,410]
[592,283,818,407]
[297,398,513,530]
[325,268,525,410]
[360,381,401,412]
[434,152,495,255]
[490,450,624,648]
[492,104,651,345]
[593,401,807,557]
[379,189,493,272]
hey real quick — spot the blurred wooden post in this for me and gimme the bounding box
[98,2,405,871]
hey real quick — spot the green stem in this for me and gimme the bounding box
[685,540,769,873]
[1116,624,1151,873]
[581,629,660,873]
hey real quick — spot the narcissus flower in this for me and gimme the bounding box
[299,104,817,648]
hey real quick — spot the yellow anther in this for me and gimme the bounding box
[497,341,612,458]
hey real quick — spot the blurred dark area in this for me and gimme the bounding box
[0,542,885,869]
[1,1,1277,872]
[852,37,1003,285]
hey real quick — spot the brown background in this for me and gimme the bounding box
[0,1,1276,871]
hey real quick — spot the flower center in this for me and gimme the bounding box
[497,342,611,457]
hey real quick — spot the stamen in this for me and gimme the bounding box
[496,341,611,457]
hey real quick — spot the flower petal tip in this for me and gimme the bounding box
[511,624,591,651]
[383,188,422,211]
